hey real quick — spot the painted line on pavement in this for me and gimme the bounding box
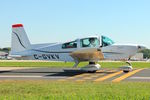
[94,71,123,82]
[58,73,90,81]
[82,73,104,80]
[59,69,107,81]
[130,77,150,80]
[75,69,116,81]
[58,69,120,82]
[75,69,118,81]
[112,69,145,82]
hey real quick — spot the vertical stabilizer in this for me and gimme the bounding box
[11,24,31,53]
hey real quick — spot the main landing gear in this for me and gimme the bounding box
[80,62,101,73]
[63,61,100,73]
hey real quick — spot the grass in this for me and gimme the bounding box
[0,61,150,99]
[0,80,150,100]
[0,61,150,68]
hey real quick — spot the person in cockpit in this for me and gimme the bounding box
[88,38,96,47]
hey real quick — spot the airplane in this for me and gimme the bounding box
[10,24,146,73]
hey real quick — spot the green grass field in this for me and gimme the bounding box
[0,61,150,68]
[0,81,150,100]
[0,61,150,100]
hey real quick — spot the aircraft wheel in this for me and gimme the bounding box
[123,70,130,73]
[121,66,133,73]
[87,70,97,73]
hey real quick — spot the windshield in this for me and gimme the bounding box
[102,36,114,47]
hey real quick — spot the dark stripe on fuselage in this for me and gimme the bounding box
[32,49,72,53]
[12,31,26,49]
[103,52,123,54]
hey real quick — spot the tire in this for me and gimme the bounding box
[87,70,96,73]
[123,70,129,73]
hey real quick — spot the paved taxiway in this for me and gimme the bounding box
[0,67,149,82]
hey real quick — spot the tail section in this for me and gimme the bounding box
[11,24,31,53]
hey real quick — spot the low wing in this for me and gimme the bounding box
[70,48,104,62]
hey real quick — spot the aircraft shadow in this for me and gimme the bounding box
[45,71,116,77]
[0,69,117,77]
[0,71,11,73]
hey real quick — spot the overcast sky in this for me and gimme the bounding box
[0,0,150,48]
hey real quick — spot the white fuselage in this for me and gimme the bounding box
[10,24,146,62]
[12,42,143,62]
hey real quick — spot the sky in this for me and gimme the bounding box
[0,0,150,48]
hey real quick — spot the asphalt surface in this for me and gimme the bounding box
[0,67,149,82]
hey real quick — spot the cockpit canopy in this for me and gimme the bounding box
[62,35,115,49]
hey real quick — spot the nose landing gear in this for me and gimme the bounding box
[121,61,133,73]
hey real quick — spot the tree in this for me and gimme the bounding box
[139,49,150,59]
[0,47,11,53]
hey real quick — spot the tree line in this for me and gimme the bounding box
[0,47,11,53]
[139,49,150,59]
